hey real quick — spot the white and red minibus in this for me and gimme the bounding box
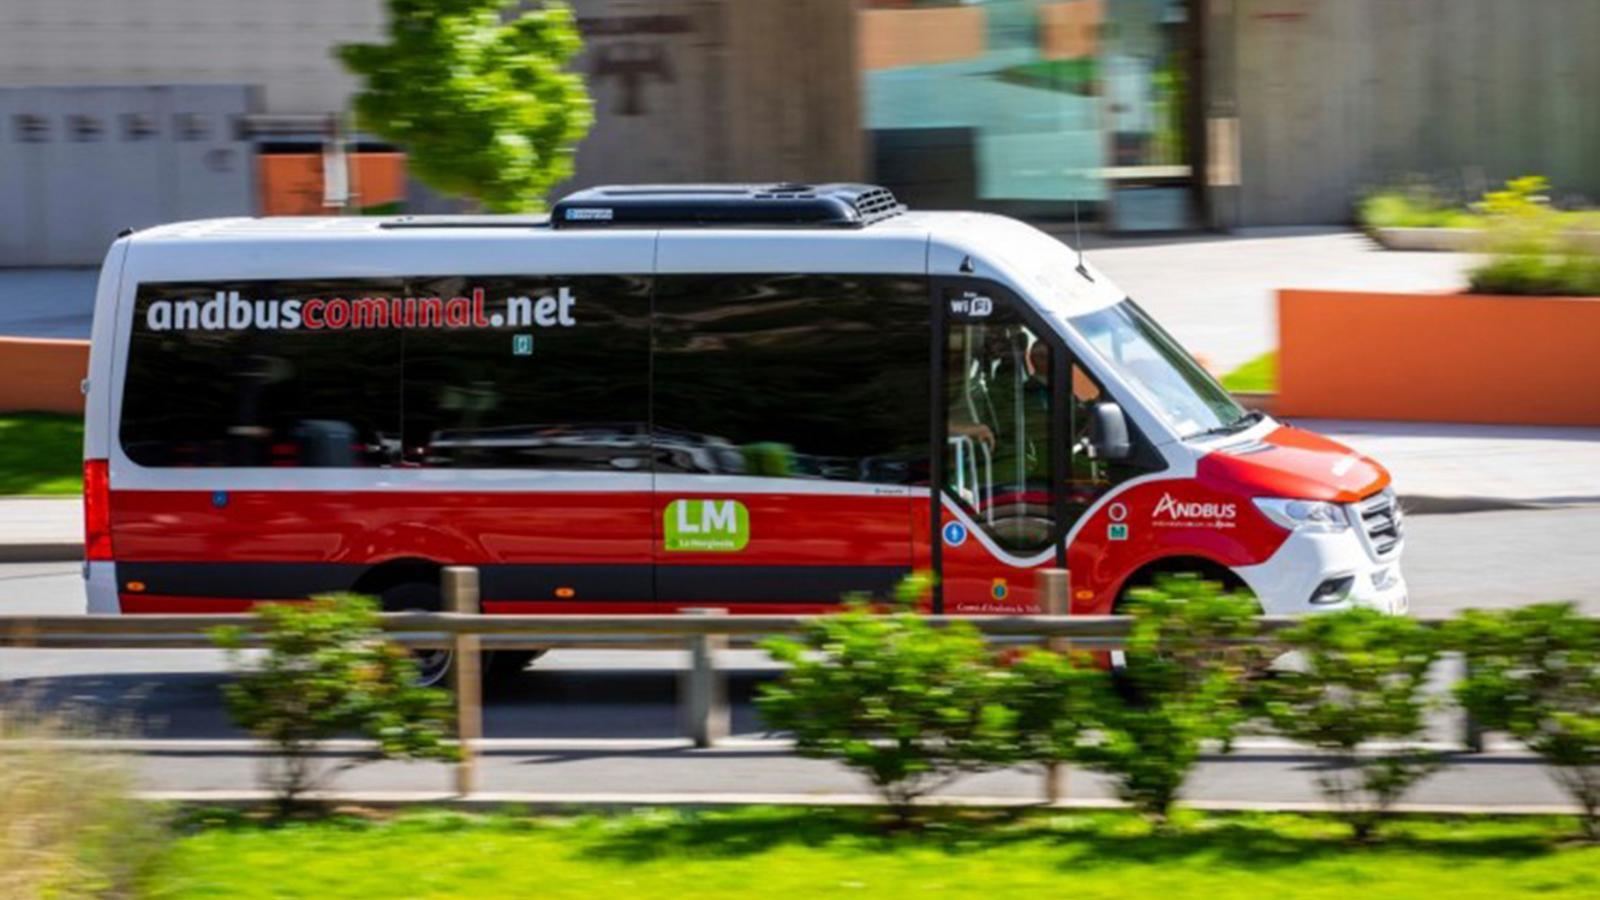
[83,184,1406,679]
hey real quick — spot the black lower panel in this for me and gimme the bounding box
[115,561,906,605]
[480,564,651,602]
[118,561,362,600]
[655,564,909,604]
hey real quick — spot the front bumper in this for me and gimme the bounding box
[1234,526,1407,616]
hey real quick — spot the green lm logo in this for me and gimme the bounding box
[664,499,750,552]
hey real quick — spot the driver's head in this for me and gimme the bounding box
[1027,340,1051,383]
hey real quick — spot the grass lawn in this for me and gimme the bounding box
[144,807,1600,899]
[0,412,83,495]
[1221,351,1276,394]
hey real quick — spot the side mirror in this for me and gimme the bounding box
[1091,402,1132,461]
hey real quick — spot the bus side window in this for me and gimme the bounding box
[1064,360,1161,526]
[399,275,651,471]
[652,274,928,485]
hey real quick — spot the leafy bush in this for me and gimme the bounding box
[1469,176,1600,296]
[213,594,459,815]
[1257,610,1443,840]
[1076,575,1260,824]
[1002,647,1103,773]
[1452,604,1600,840]
[757,574,1018,821]
[1,704,167,896]
[1359,182,1482,230]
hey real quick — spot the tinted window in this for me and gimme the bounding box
[121,279,404,467]
[120,276,651,470]
[1071,299,1248,438]
[401,275,650,470]
[653,275,928,484]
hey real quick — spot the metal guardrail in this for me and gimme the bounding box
[0,567,1479,795]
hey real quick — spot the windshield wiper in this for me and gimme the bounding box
[1185,410,1264,441]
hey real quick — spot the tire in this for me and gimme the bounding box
[373,576,546,691]
[375,580,454,688]
[1108,572,1266,703]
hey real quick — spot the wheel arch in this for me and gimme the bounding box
[350,557,445,605]
[1110,553,1249,610]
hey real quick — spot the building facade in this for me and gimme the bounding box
[1,0,1596,263]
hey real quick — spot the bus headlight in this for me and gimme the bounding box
[1253,497,1350,533]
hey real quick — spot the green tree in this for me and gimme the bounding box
[1078,575,1259,826]
[1258,610,1443,840]
[757,574,1017,823]
[1453,604,1600,840]
[339,0,594,212]
[213,594,459,816]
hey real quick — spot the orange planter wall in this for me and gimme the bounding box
[0,337,88,415]
[1277,289,1600,426]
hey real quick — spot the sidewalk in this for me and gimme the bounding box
[4,419,1597,560]
[0,496,81,561]
[1299,420,1600,513]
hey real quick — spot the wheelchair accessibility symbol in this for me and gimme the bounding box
[941,521,968,547]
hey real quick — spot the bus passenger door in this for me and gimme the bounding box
[933,280,1070,614]
[649,270,928,611]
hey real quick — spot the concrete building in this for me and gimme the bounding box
[1,0,1596,263]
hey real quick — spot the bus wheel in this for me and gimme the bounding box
[375,580,453,688]
[1109,565,1264,702]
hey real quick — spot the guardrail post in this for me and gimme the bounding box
[1036,567,1071,803]
[1460,652,1484,753]
[680,608,729,748]
[442,566,482,795]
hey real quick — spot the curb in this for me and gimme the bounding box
[1399,495,1600,516]
[0,541,80,563]
[130,790,1586,817]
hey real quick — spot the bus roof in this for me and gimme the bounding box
[120,208,1124,319]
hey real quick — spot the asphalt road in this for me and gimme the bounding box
[3,506,1598,807]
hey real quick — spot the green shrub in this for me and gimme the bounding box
[1452,604,1600,840]
[757,574,1018,821]
[1076,575,1260,825]
[1358,183,1480,230]
[1469,176,1600,296]
[1002,647,1104,772]
[1257,610,1443,840]
[212,594,459,815]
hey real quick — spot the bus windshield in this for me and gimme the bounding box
[1069,299,1252,440]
